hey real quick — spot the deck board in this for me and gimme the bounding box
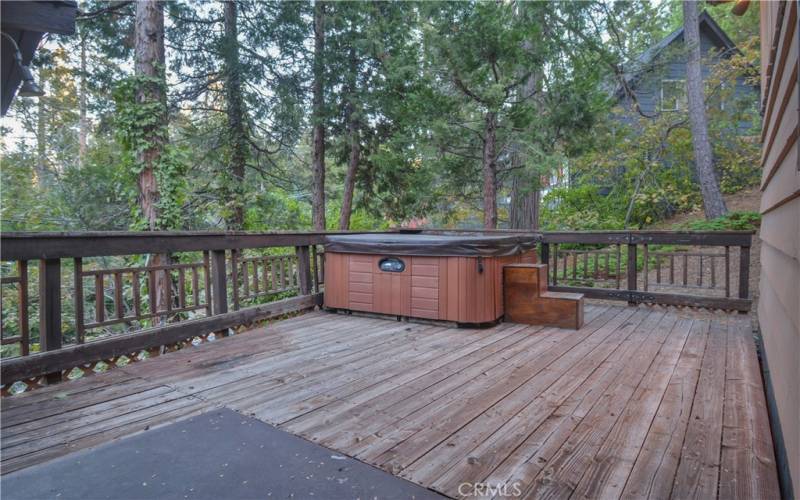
[0,304,780,499]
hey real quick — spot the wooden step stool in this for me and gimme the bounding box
[503,264,584,329]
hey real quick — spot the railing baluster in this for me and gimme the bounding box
[241,259,249,299]
[593,252,598,279]
[149,269,158,315]
[682,254,688,286]
[571,252,577,280]
[114,272,124,320]
[262,257,275,295]
[178,267,187,309]
[230,250,239,311]
[656,254,661,285]
[133,270,141,319]
[191,266,200,307]
[738,245,751,302]
[627,243,637,305]
[95,273,105,324]
[670,254,675,284]
[164,269,172,315]
[203,251,212,316]
[697,255,703,287]
[711,255,716,289]
[725,246,731,298]
[210,250,228,315]
[73,258,83,346]
[552,244,558,286]
[253,258,260,294]
[616,244,621,290]
[643,244,649,292]
[312,246,321,293]
[582,252,588,280]
[17,260,29,355]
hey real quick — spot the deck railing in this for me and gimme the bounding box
[0,229,753,394]
[0,231,338,393]
[538,231,753,312]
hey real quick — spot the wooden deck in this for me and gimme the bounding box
[1,303,780,499]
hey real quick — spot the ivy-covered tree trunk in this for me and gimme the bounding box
[134,0,167,230]
[223,0,247,230]
[339,37,359,231]
[683,0,726,219]
[482,110,498,229]
[134,0,171,316]
[311,0,326,231]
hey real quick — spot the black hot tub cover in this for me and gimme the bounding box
[324,233,538,257]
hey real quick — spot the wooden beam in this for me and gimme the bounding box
[210,250,228,315]
[38,258,62,384]
[0,293,322,383]
[295,246,312,296]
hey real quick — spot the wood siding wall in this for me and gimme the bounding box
[324,250,536,323]
[758,1,799,497]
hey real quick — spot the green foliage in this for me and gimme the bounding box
[678,211,761,231]
[112,74,187,229]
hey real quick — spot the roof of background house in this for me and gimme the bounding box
[614,11,739,98]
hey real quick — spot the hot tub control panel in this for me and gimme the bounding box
[378,257,405,273]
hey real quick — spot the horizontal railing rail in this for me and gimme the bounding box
[0,229,753,394]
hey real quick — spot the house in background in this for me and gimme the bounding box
[613,11,758,124]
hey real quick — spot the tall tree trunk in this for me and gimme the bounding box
[509,174,540,230]
[134,0,167,230]
[78,32,88,168]
[223,0,247,230]
[339,120,359,230]
[683,0,727,219]
[134,0,170,315]
[35,66,47,188]
[482,110,498,229]
[311,0,326,231]
[339,33,359,231]
[509,72,540,230]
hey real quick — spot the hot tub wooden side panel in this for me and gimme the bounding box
[324,249,537,323]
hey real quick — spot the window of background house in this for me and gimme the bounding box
[660,79,686,111]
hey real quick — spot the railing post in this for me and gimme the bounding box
[295,245,312,296]
[540,242,550,284]
[210,250,228,315]
[738,244,751,308]
[627,243,638,305]
[39,258,62,384]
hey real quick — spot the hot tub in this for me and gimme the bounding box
[323,233,538,324]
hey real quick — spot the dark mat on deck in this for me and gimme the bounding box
[1,408,445,500]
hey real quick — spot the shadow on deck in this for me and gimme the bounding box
[0,302,780,499]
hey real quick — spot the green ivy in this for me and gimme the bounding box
[112,74,187,230]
